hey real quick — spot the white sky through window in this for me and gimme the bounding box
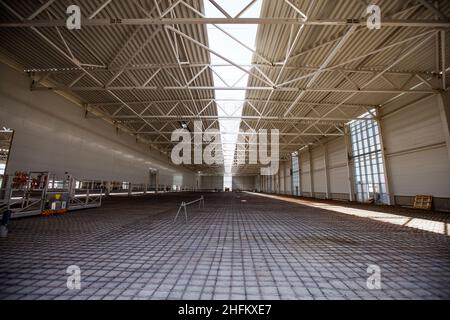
[204,0,262,189]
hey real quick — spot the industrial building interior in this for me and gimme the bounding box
[0,0,449,302]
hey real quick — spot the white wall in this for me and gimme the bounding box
[278,163,285,194]
[283,159,292,194]
[199,175,223,190]
[381,94,450,198]
[300,151,311,195]
[232,176,256,191]
[0,63,195,187]
[312,147,326,196]
[327,137,350,199]
[274,160,294,195]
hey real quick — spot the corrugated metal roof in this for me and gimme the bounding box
[0,0,448,175]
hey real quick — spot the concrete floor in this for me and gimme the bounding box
[0,192,449,300]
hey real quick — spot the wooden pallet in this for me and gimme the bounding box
[413,195,433,210]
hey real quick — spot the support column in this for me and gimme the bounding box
[440,30,446,91]
[344,126,356,202]
[272,174,275,194]
[279,162,285,195]
[276,165,280,194]
[298,151,303,197]
[273,174,276,194]
[308,146,314,198]
[438,91,450,161]
[105,181,111,196]
[323,143,331,199]
[277,167,281,194]
[284,160,289,194]
[376,113,395,206]
[271,175,274,193]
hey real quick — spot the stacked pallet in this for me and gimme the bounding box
[413,195,433,210]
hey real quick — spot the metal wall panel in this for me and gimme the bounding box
[199,175,223,190]
[0,63,195,187]
[312,147,326,193]
[381,95,450,198]
[300,151,311,193]
[327,137,349,195]
[383,95,446,151]
[232,176,256,191]
[388,147,450,197]
[284,159,292,194]
[329,166,348,194]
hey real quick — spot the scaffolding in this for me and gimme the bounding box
[0,171,103,218]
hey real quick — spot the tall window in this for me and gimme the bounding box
[349,110,388,204]
[291,152,300,196]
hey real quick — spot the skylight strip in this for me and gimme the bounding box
[204,0,262,189]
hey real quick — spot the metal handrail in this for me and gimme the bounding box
[0,202,9,212]
[174,196,205,223]
[69,188,103,210]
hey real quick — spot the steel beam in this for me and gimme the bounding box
[134,131,343,137]
[24,63,435,78]
[109,115,388,122]
[417,0,448,20]
[278,31,436,88]
[89,0,113,19]
[1,18,450,28]
[27,0,57,21]
[283,25,358,117]
[299,31,437,135]
[88,98,373,113]
[35,85,436,94]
